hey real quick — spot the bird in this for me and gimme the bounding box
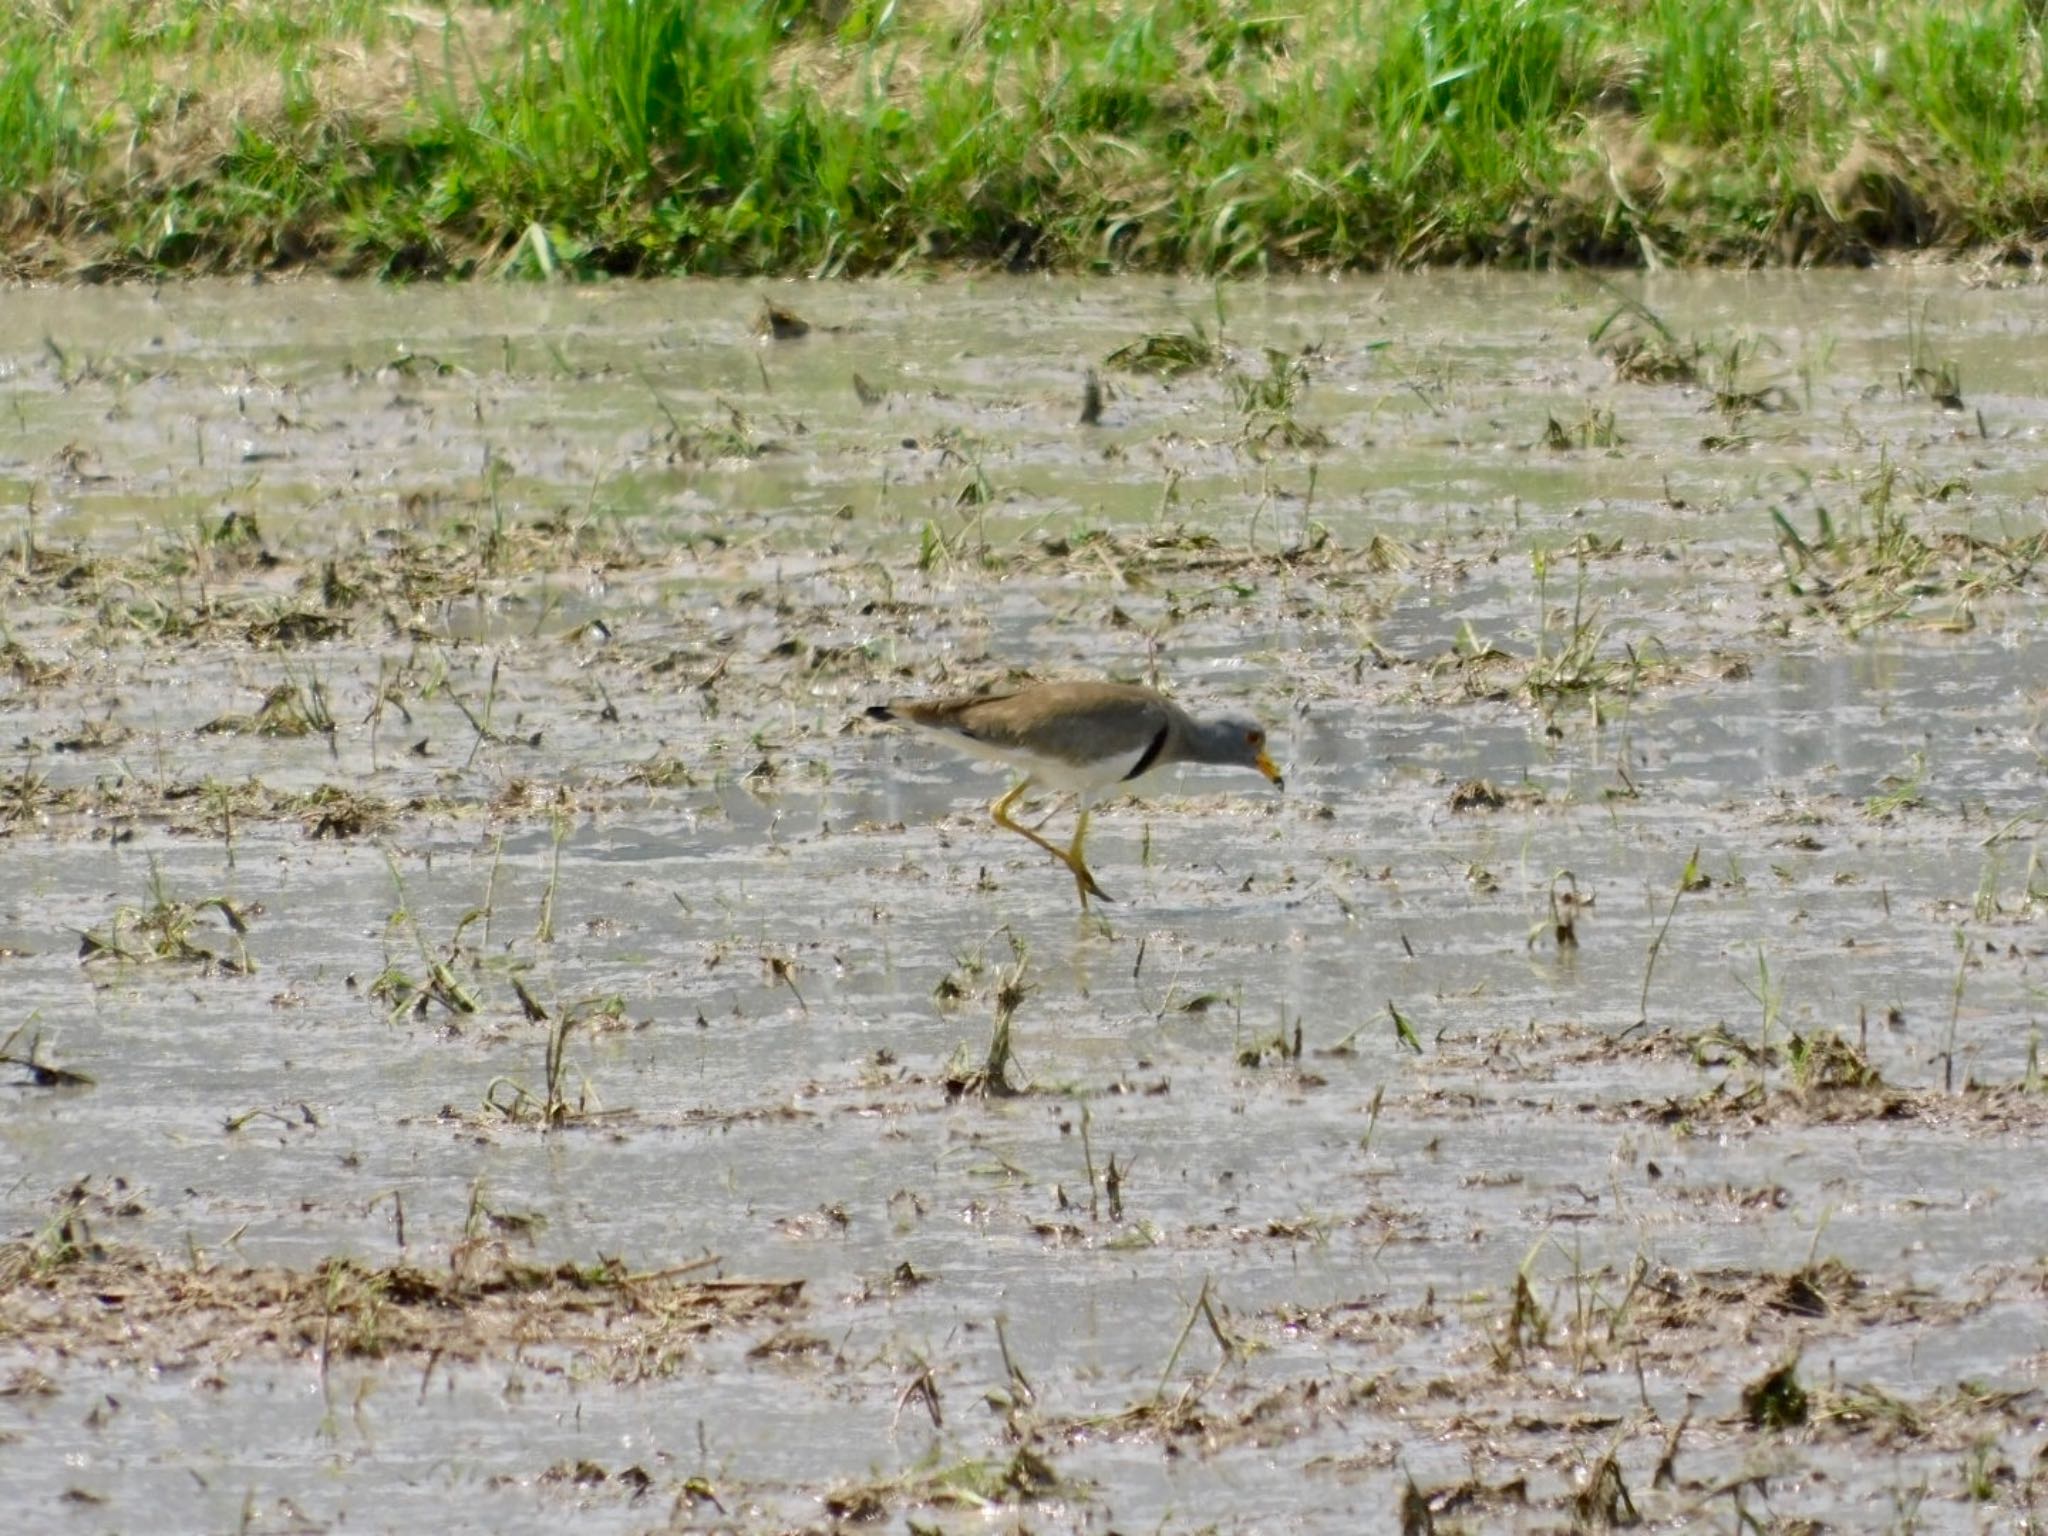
[866,680,1283,908]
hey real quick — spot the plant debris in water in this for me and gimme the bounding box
[0,1232,801,1383]
[2,274,2046,1532]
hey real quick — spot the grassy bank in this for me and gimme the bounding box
[3,0,2045,280]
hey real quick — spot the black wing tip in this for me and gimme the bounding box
[865,704,896,721]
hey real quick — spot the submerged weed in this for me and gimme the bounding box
[1572,1439,1641,1529]
[1773,457,2044,635]
[0,1235,800,1375]
[292,785,396,839]
[1543,404,1623,450]
[246,607,349,648]
[0,1196,104,1284]
[369,855,482,1024]
[484,1005,600,1128]
[653,397,783,463]
[1235,1016,1304,1069]
[1488,1268,1550,1368]
[0,1022,94,1089]
[1901,302,1965,411]
[621,748,697,790]
[756,300,810,340]
[1103,324,1220,377]
[944,939,1030,1100]
[1230,348,1328,452]
[1,637,69,688]
[1786,1030,1883,1092]
[1703,333,1798,421]
[1741,1355,1810,1429]
[1636,847,1706,1029]
[78,861,257,975]
[1591,302,1701,387]
[199,677,336,741]
[1864,752,1928,819]
[0,761,55,831]
[823,1446,1061,1522]
[1434,550,1681,719]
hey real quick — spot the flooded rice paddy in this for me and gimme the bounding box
[2,270,2046,1532]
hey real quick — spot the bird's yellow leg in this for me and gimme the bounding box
[990,781,1066,861]
[991,782,1111,906]
[1064,807,1110,908]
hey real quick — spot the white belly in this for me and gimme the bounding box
[932,731,1148,798]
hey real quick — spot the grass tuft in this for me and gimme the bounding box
[6,0,2048,277]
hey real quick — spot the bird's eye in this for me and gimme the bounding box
[1247,729,1264,746]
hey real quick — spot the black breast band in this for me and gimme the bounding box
[1123,724,1170,781]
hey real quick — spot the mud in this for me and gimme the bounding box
[2,270,2045,1531]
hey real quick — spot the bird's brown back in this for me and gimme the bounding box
[890,681,1187,767]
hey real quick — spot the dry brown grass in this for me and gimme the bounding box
[28,1,518,184]
[0,1233,804,1381]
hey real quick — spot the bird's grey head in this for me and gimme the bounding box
[1195,713,1284,790]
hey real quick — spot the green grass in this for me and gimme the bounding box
[2,0,2045,278]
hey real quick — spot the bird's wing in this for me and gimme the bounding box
[941,683,1174,770]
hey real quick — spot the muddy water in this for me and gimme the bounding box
[2,272,2046,1531]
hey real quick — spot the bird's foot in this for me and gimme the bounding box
[1065,856,1113,908]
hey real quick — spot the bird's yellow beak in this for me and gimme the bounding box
[1255,750,1284,791]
